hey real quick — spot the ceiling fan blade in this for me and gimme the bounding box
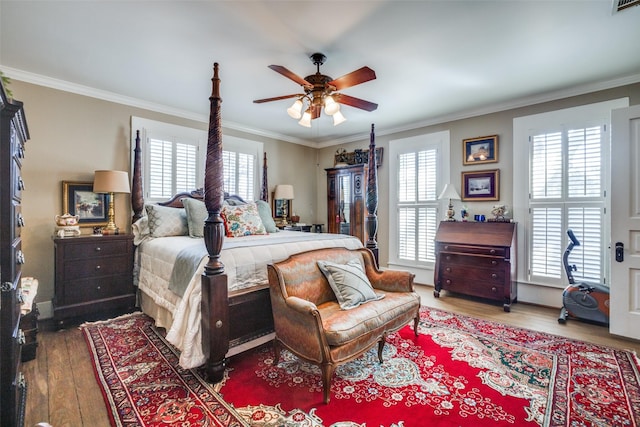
[253,94,301,104]
[268,65,312,88]
[328,66,376,90]
[334,93,378,112]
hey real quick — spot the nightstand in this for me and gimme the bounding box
[283,225,312,232]
[53,234,136,327]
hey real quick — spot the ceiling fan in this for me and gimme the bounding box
[253,52,378,127]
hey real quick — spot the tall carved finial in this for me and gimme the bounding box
[366,124,379,263]
[261,152,268,202]
[132,130,144,223]
[203,62,225,275]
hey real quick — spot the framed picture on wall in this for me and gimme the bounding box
[461,169,500,201]
[62,181,109,226]
[463,135,498,165]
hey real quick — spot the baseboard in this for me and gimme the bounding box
[414,281,563,309]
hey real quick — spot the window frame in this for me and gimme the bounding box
[513,99,628,289]
[130,117,263,204]
[388,130,450,283]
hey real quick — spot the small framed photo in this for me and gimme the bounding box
[462,169,500,201]
[463,135,498,165]
[62,181,109,226]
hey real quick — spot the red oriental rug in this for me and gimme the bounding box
[82,309,640,427]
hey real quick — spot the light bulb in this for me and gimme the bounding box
[298,109,312,127]
[287,99,303,119]
[324,95,340,116]
[332,110,347,126]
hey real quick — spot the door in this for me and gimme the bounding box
[610,104,640,339]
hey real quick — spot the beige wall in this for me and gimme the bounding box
[317,83,640,269]
[12,79,640,313]
[12,80,316,309]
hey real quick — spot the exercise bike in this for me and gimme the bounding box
[558,229,610,325]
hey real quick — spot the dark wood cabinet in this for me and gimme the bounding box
[53,234,135,327]
[1,79,29,427]
[326,164,366,244]
[434,221,517,312]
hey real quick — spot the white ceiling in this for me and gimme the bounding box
[2,1,640,147]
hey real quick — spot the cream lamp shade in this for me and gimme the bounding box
[273,184,295,200]
[93,170,130,233]
[438,184,460,201]
[93,170,131,194]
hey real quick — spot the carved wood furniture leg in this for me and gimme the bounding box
[377,339,385,363]
[322,363,336,404]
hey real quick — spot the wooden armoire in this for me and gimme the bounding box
[1,79,30,427]
[326,164,367,244]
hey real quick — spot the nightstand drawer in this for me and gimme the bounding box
[63,239,130,260]
[63,255,131,279]
[58,275,134,306]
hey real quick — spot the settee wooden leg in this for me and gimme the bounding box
[377,339,385,363]
[413,315,420,336]
[321,363,335,403]
[272,339,281,366]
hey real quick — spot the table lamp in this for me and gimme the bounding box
[273,184,294,225]
[93,170,130,234]
[438,184,461,221]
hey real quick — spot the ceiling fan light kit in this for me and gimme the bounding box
[254,52,378,128]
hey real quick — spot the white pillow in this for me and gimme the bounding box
[145,204,188,237]
[317,259,384,310]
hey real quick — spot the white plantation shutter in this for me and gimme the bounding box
[397,149,438,263]
[148,138,198,199]
[223,150,255,201]
[529,125,605,284]
[132,117,262,205]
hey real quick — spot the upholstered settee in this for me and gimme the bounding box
[267,247,421,403]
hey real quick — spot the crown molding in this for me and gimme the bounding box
[4,66,639,150]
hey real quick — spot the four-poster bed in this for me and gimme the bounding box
[130,63,379,383]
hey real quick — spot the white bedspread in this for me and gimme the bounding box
[136,231,363,368]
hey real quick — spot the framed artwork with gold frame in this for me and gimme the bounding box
[461,169,500,201]
[62,181,109,227]
[463,135,498,165]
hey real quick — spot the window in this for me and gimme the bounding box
[131,117,263,203]
[389,131,450,280]
[513,99,628,288]
[529,126,605,284]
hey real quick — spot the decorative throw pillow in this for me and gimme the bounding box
[221,202,267,237]
[255,200,278,233]
[317,259,384,310]
[145,204,188,237]
[182,198,208,238]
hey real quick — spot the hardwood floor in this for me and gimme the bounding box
[23,285,640,427]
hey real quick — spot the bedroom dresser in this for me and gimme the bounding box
[434,221,517,312]
[1,79,30,426]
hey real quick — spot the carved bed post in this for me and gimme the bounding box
[201,63,229,382]
[261,152,268,202]
[366,124,379,265]
[131,130,144,223]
